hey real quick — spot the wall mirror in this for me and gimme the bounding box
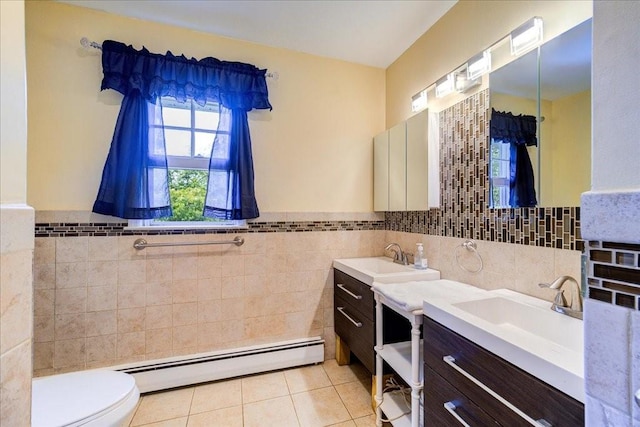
[489,18,592,208]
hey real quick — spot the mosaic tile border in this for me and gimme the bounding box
[586,241,640,310]
[34,220,386,238]
[385,89,582,251]
[386,207,582,251]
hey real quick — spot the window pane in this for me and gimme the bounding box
[162,106,191,127]
[164,129,192,157]
[195,110,219,130]
[195,132,214,158]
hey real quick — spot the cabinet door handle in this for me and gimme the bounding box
[337,284,363,300]
[443,355,551,426]
[443,402,471,427]
[337,307,362,327]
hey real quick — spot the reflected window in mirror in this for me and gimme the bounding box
[490,140,511,207]
[490,109,538,208]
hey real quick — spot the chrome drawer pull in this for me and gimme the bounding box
[337,283,363,300]
[443,356,551,426]
[444,402,471,427]
[337,307,362,327]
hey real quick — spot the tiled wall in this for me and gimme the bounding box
[584,299,639,424]
[586,241,640,310]
[1,205,34,426]
[32,218,384,377]
[384,231,582,302]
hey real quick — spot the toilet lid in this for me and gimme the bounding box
[32,370,137,427]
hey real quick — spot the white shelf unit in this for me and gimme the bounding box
[380,391,411,427]
[374,293,424,427]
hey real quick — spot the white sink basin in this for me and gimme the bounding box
[333,256,440,285]
[452,297,582,351]
[422,287,584,402]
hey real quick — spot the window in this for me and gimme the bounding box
[129,98,245,229]
[490,139,511,208]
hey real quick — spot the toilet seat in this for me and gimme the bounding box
[32,370,139,427]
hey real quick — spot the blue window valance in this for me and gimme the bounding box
[93,40,271,220]
[490,109,537,147]
[100,40,272,111]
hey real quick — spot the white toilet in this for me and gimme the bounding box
[32,370,140,427]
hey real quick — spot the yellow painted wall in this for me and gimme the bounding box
[1,0,28,204]
[546,90,591,206]
[386,1,592,128]
[25,1,385,213]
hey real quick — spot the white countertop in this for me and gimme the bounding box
[333,256,440,285]
[372,279,584,402]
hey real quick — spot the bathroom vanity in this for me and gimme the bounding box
[423,317,584,426]
[368,279,584,426]
[421,287,585,426]
[332,257,440,373]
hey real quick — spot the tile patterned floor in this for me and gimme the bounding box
[128,359,378,427]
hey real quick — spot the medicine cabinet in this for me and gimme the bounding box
[374,109,437,211]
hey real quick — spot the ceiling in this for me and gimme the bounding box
[59,0,458,68]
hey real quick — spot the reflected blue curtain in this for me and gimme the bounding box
[491,109,538,207]
[93,40,271,219]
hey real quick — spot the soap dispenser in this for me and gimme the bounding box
[414,243,427,270]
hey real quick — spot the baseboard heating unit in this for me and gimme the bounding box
[114,337,324,393]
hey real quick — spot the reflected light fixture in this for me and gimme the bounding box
[435,74,454,98]
[510,17,543,56]
[467,50,492,80]
[411,89,428,113]
[455,65,481,93]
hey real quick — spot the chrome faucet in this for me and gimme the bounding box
[384,242,409,265]
[538,275,583,320]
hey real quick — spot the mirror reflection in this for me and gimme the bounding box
[489,18,592,208]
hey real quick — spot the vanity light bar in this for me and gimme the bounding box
[435,74,455,98]
[411,89,428,112]
[510,17,544,56]
[451,63,481,93]
[409,16,542,107]
[467,50,492,80]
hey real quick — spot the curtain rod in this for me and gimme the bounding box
[79,37,279,80]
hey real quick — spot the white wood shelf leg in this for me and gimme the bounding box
[411,316,422,427]
[375,294,383,427]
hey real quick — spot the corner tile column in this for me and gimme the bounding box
[1,205,35,426]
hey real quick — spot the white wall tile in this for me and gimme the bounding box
[630,309,640,423]
[584,299,631,412]
[586,395,633,427]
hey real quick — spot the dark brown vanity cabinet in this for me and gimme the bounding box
[333,269,409,373]
[423,316,584,426]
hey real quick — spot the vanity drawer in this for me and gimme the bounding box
[424,365,499,427]
[335,294,374,372]
[424,316,584,426]
[334,269,374,321]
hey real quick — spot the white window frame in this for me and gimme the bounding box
[490,139,511,208]
[127,98,247,230]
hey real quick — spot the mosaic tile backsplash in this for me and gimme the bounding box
[587,241,640,310]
